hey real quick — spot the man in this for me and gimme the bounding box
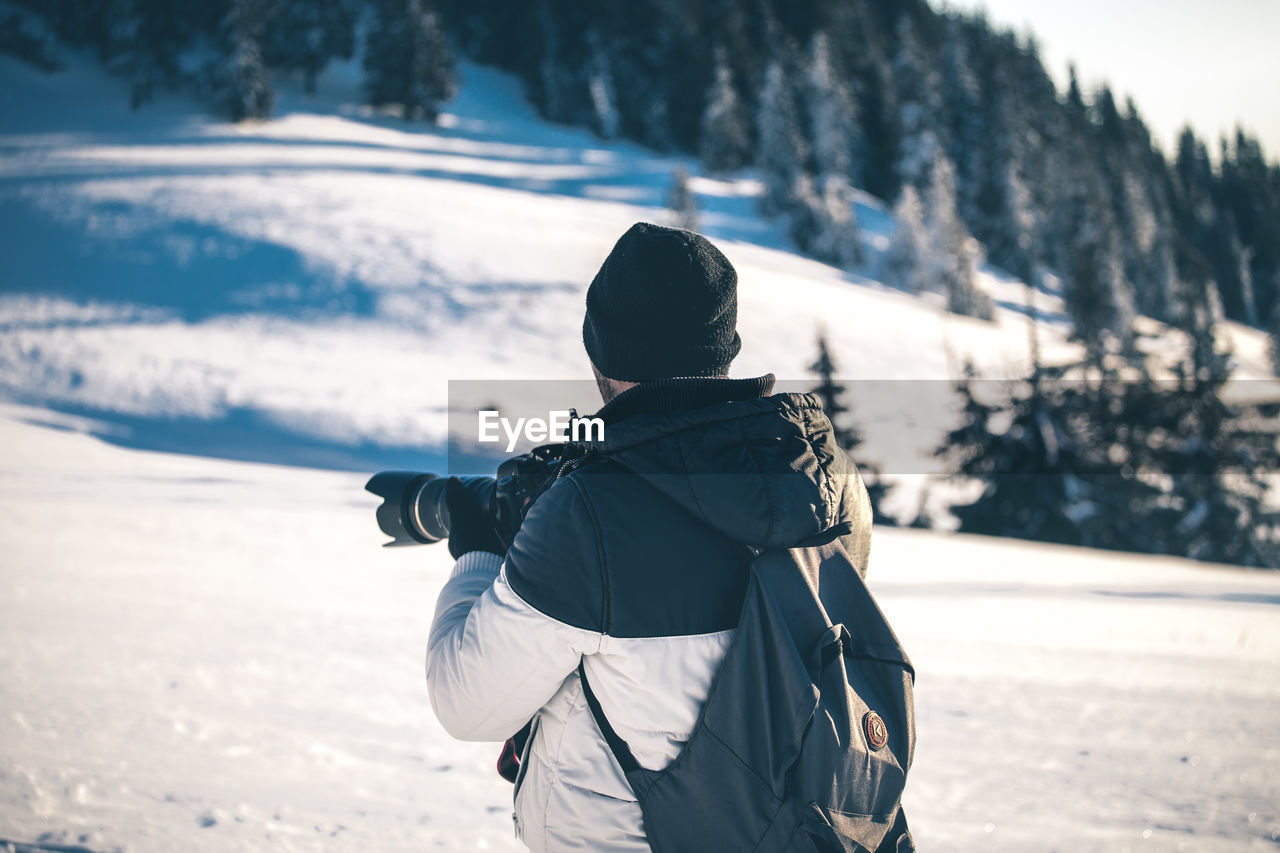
[426,222,875,851]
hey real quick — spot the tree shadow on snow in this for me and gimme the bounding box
[0,836,104,853]
[0,192,378,323]
[10,399,451,474]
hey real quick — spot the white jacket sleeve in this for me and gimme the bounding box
[426,550,603,742]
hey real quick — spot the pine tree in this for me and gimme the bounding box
[809,331,890,522]
[940,15,984,232]
[698,45,751,174]
[1059,173,1134,369]
[781,29,864,270]
[755,58,807,217]
[939,365,1098,545]
[882,157,991,320]
[788,173,863,270]
[0,5,64,72]
[262,0,356,95]
[883,184,929,293]
[892,14,944,194]
[824,0,896,198]
[585,27,619,139]
[364,0,457,123]
[1149,243,1277,565]
[968,28,1038,285]
[885,184,926,290]
[924,154,993,320]
[1156,305,1278,566]
[1045,69,1136,365]
[216,0,273,122]
[95,0,198,109]
[667,166,699,232]
[1169,127,1259,327]
[1219,129,1280,328]
[528,0,566,123]
[1111,98,1177,322]
[1269,298,1280,375]
[941,284,1279,565]
[804,31,857,182]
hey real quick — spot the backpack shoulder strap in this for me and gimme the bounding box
[578,658,642,774]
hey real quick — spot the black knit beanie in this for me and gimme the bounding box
[583,222,741,382]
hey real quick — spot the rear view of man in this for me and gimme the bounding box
[426,222,910,851]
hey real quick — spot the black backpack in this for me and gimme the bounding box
[578,538,916,853]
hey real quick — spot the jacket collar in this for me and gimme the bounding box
[593,374,776,426]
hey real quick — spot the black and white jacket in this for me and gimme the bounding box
[426,376,872,852]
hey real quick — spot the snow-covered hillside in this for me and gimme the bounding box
[3,53,1272,477]
[2,52,1279,853]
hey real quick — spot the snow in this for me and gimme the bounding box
[2,405,1278,852]
[2,50,1279,852]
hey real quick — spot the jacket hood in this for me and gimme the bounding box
[583,376,870,551]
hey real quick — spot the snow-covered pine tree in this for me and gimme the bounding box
[597,0,681,152]
[784,30,864,270]
[940,15,983,236]
[215,0,273,122]
[755,58,807,218]
[891,14,944,195]
[585,27,619,139]
[1218,129,1280,330]
[364,0,457,122]
[882,184,929,293]
[925,154,993,320]
[1003,32,1064,280]
[968,30,1038,285]
[262,0,356,96]
[823,0,896,198]
[667,166,699,232]
[1047,72,1135,366]
[809,331,889,521]
[1114,98,1178,322]
[1168,128,1246,333]
[805,31,857,183]
[787,173,863,270]
[698,45,751,174]
[1059,173,1135,369]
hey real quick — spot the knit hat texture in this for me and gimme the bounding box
[583,222,741,381]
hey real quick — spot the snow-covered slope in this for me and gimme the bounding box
[1,405,1277,852]
[5,52,1272,478]
[2,52,1279,853]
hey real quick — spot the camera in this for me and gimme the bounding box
[365,444,566,549]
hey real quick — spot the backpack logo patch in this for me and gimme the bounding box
[864,711,889,751]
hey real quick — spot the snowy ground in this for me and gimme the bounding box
[3,49,1280,853]
[2,406,1278,853]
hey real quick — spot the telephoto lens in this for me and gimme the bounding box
[365,472,497,547]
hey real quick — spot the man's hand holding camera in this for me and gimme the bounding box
[443,478,507,560]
